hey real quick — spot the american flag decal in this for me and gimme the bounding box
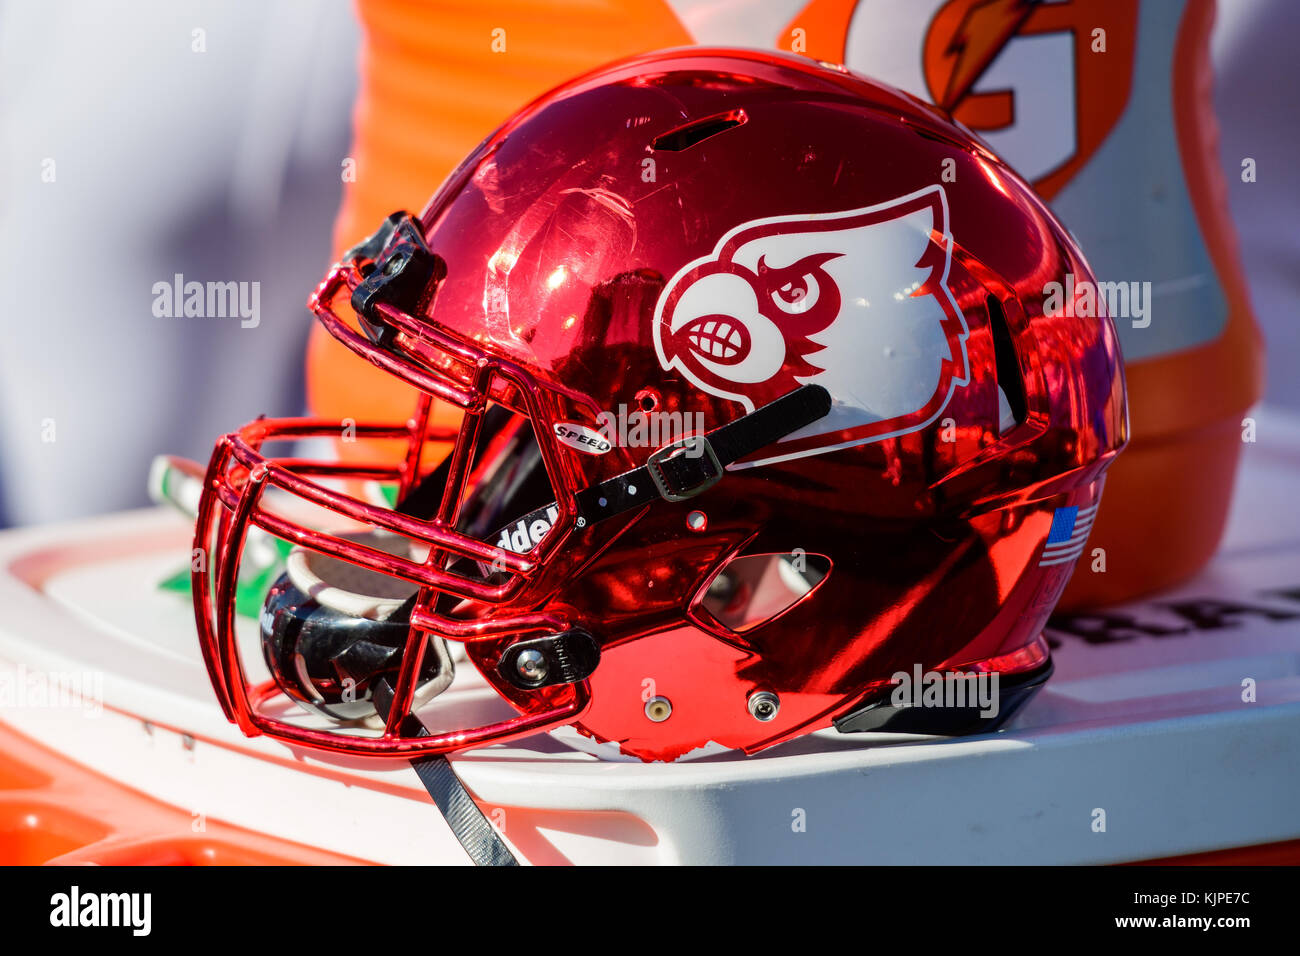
[1038,504,1098,567]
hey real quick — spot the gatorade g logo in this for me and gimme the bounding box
[783,0,1137,198]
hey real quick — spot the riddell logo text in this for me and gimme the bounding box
[496,505,559,554]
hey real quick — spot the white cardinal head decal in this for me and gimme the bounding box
[653,185,971,466]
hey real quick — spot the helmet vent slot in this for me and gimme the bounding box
[652,110,747,152]
[988,294,1028,431]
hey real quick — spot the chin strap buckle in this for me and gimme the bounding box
[574,384,833,524]
[646,435,723,502]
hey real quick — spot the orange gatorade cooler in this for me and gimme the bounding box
[308,0,1262,607]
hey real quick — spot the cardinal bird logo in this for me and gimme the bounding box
[652,185,970,467]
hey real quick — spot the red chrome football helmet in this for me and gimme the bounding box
[193,48,1126,762]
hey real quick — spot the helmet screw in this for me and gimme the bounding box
[644,696,673,722]
[748,690,780,722]
[515,649,548,684]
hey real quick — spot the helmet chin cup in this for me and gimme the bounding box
[259,535,455,727]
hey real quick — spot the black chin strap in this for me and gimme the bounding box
[409,754,520,866]
[373,678,521,866]
[493,385,834,537]
[575,384,832,519]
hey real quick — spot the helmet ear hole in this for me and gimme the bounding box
[635,388,661,413]
[692,552,831,635]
